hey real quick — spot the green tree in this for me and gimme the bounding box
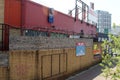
[100,34,120,80]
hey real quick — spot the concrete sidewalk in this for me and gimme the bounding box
[66,64,111,80]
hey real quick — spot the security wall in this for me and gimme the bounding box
[7,48,100,80]
[0,36,102,80]
[23,1,97,35]
[2,0,96,36]
[9,36,93,50]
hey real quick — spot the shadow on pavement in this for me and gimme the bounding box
[66,64,103,80]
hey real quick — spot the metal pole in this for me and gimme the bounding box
[87,5,89,23]
[2,24,4,51]
[75,0,77,21]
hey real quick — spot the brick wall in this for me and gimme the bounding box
[0,0,4,23]
[9,36,93,50]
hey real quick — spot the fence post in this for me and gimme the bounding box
[35,50,39,80]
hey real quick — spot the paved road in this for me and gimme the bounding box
[66,64,111,80]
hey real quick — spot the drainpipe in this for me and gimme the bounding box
[21,0,26,36]
[75,0,77,21]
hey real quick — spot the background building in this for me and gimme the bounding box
[96,10,111,34]
[110,26,120,36]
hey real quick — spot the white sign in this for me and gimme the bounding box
[88,8,98,25]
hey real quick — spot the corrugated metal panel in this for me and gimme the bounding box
[4,0,21,28]
[24,1,50,28]
[24,1,96,35]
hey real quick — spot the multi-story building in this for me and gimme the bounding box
[96,10,111,34]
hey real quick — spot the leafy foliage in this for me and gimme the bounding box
[100,34,120,80]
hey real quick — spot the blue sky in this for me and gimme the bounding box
[31,0,120,25]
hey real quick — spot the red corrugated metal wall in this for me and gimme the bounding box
[4,0,96,34]
[24,1,96,35]
[4,0,21,28]
[23,1,51,28]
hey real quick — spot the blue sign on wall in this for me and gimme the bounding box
[48,15,54,23]
[76,42,86,56]
[48,8,54,23]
